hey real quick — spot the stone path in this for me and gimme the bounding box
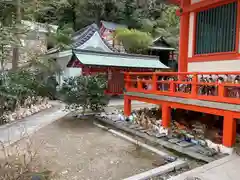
[169,154,240,180]
[0,101,69,146]
[0,98,137,147]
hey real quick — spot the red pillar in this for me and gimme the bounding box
[124,96,131,116]
[223,112,236,147]
[178,0,190,73]
[162,104,171,128]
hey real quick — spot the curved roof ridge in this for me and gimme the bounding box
[73,23,119,52]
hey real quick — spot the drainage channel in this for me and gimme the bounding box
[94,122,188,180]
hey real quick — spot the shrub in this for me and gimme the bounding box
[115,28,153,53]
[59,74,109,115]
[0,69,57,124]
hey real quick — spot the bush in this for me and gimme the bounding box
[115,28,153,53]
[59,75,109,115]
[0,69,57,124]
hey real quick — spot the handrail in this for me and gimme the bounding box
[125,71,240,75]
[124,71,240,105]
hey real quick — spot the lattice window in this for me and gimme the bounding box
[195,1,238,55]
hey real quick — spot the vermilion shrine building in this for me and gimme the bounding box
[48,23,171,95]
[124,0,240,150]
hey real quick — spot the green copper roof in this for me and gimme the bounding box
[73,50,169,69]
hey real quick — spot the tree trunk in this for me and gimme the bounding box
[1,45,4,71]
[12,0,21,71]
[71,2,77,31]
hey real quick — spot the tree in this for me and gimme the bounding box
[0,26,19,71]
[140,5,179,48]
[59,75,109,115]
[46,25,73,50]
[12,0,22,71]
[115,28,153,53]
[118,0,142,28]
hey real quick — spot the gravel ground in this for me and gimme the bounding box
[26,116,165,180]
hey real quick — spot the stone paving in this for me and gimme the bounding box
[0,101,69,146]
[0,98,144,147]
[169,154,240,180]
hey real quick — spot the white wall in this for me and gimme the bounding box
[56,55,82,86]
[188,12,195,58]
[188,60,240,72]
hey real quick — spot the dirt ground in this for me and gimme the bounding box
[27,116,163,180]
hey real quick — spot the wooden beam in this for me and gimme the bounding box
[178,0,190,73]
[183,0,237,13]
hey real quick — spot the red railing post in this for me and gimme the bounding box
[169,79,175,93]
[218,83,225,97]
[191,73,198,98]
[152,73,157,92]
[125,73,130,90]
[137,77,142,91]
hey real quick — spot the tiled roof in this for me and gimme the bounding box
[150,36,175,51]
[72,23,119,52]
[100,21,127,31]
[73,49,169,69]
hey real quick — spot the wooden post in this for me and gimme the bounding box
[152,73,157,92]
[162,104,171,128]
[223,112,236,147]
[218,83,225,97]
[137,78,142,91]
[169,80,175,93]
[191,73,198,98]
[124,96,131,117]
[178,0,190,76]
[125,73,130,90]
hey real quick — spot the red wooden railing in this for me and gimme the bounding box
[124,72,240,105]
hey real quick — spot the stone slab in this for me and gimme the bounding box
[135,126,145,130]
[168,138,182,144]
[96,117,218,163]
[146,131,156,136]
[139,129,147,133]
[176,141,194,148]
[191,146,216,157]
[128,124,140,129]
[169,155,240,180]
[155,133,167,138]
[123,160,187,180]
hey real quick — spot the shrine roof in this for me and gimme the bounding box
[72,23,118,52]
[100,21,127,31]
[150,37,175,51]
[73,49,169,69]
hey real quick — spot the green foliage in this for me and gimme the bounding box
[0,69,58,123]
[47,25,73,50]
[140,5,180,48]
[59,75,109,115]
[115,28,153,53]
[21,0,180,49]
[0,26,18,71]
